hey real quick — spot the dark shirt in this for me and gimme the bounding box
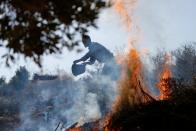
[80,42,114,64]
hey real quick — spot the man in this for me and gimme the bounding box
[73,35,119,79]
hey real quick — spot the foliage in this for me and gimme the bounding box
[172,43,196,84]
[0,77,5,88]
[8,66,29,90]
[0,0,108,66]
[152,43,196,87]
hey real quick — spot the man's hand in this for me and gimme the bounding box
[84,61,94,65]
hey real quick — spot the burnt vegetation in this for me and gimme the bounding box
[107,43,196,131]
[108,81,196,131]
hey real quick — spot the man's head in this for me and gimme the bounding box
[82,35,91,47]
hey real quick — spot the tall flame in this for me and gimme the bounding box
[157,53,172,100]
[110,0,154,112]
[111,0,136,30]
[114,48,154,113]
[103,0,172,129]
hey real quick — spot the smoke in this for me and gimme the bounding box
[6,67,119,131]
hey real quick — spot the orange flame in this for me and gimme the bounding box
[111,0,137,31]
[112,0,134,30]
[97,0,171,130]
[113,48,154,113]
[111,0,153,114]
[157,53,172,100]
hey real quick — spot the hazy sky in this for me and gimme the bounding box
[1,0,196,81]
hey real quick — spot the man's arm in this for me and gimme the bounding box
[74,52,90,64]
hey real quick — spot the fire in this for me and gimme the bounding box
[113,47,154,113]
[105,0,172,129]
[111,0,137,30]
[68,128,81,131]
[110,0,154,113]
[157,53,172,100]
[68,0,173,130]
[111,0,173,101]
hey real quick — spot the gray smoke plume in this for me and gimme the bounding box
[12,68,118,131]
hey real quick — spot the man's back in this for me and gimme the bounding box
[72,35,120,79]
[88,42,114,63]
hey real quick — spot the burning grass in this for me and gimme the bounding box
[106,86,196,131]
[113,48,155,113]
[68,45,196,131]
[1,45,196,131]
[67,48,175,131]
[69,81,196,131]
